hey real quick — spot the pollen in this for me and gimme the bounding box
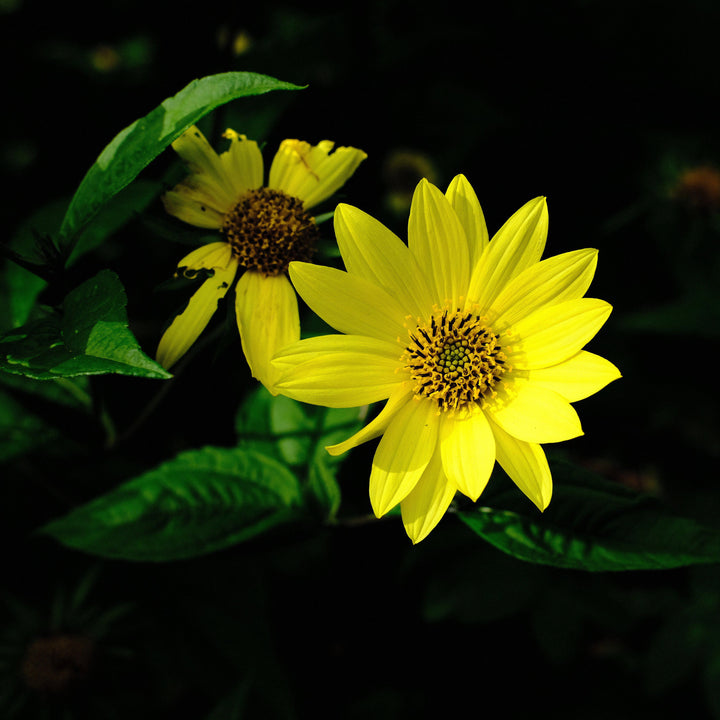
[402,308,508,413]
[221,188,319,276]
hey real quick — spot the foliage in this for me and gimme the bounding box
[2,4,720,719]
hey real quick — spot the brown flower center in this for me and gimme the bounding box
[402,309,508,413]
[21,635,95,694]
[221,187,318,275]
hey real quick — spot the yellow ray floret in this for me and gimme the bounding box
[273,176,620,543]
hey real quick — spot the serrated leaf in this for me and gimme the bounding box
[42,446,305,561]
[59,72,303,248]
[459,460,720,571]
[0,269,170,379]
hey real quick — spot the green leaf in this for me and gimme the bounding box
[235,385,366,468]
[58,72,304,248]
[42,446,305,561]
[0,269,170,380]
[307,454,342,521]
[235,387,366,520]
[459,460,720,571]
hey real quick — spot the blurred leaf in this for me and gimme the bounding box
[307,454,342,522]
[65,178,161,265]
[58,72,304,248]
[619,288,720,338]
[0,262,47,331]
[236,386,366,468]
[42,446,305,561]
[460,460,720,571]
[204,679,252,720]
[0,269,170,380]
[235,387,365,520]
[645,606,705,696]
[0,386,59,462]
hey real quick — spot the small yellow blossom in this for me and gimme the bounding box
[156,125,366,391]
[273,176,620,543]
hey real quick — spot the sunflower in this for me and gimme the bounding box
[155,125,366,391]
[272,176,620,543]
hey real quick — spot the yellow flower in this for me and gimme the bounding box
[156,125,367,391]
[273,176,621,543]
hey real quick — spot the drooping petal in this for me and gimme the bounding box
[401,448,457,544]
[486,380,583,443]
[219,129,264,197]
[466,196,548,312]
[445,174,488,268]
[488,416,552,511]
[523,351,621,402]
[177,242,234,272]
[504,297,613,370]
[169,125,237,210]
[369,398,440,517]
[439,408,495,501]
[334,203,434,321]
[162,187,226,228]
[234,271,300,394]
[156,260,239,370]
[326,381,414,456]
[489,248,598,332]
[268,139,366,210]
[408,179,470,307]
[288,261,407,344]
[273,335,403,407]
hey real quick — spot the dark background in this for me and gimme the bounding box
[2,0,720,717]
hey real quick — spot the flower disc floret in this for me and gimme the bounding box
[403,308,508,413]
[222,188,319,276]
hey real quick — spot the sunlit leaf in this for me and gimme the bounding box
[0,269,170,380]
[58,72,303,248]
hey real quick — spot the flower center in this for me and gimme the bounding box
[221,188,319,276]
[402,309,508,413]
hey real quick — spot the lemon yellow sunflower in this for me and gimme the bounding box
[272,176,620,543]
[155,125,366,391]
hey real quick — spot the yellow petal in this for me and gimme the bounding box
[466,196,548,312]
[177,241,234,272]
[326,381,414,456]
[489,248,598,332]
[401,448,457,544]
[524,351,621,402]
[369,398,440,517]
[268,139,367,209]
[156,260,239,370]
[408,178,470,307]
[440,409,495,501]
[288,261,407,344]
[170,125,236,210]
[486,380,583,443]
[488,416,552,511]
[161,188,226,229]
[334,203,434,321]
[219,129,264,197]
[445,174,488,268]
[504,297,613,370]
[273,335,403,407]
[235,271,299,394]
